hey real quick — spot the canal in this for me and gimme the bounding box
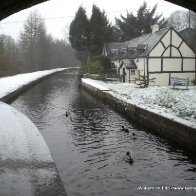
[11,71,196,196]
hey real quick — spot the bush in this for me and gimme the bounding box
[191,78,196,85]
[91,55,111,73]
[78,55,112,78]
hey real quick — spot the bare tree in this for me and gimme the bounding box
[168,10,196,31]
[19,10,47,71]
[0,34,20,76]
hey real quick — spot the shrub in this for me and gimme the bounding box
[191,78,196,85]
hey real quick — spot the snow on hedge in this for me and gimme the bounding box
[86,79,196,124]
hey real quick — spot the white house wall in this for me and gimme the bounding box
[149,42,165,56]
[183,59,195,71]
[148,28,196,86]
[149,73,169,86]
[172,30,182,47]
[161,30,170,48]
[135,58,146,76]
[148,59,161,72]
[163,59,181,71]
[180,42,195,57]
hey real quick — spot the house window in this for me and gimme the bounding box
[131,70,135,75]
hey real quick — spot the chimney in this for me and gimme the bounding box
[151,24,159,34]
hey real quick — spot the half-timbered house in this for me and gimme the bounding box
[103,25,196,85]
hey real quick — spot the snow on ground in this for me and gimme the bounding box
[0,68,67,99]
[82,79,196,125]
[0,101,66,195]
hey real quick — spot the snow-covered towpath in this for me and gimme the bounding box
[0,68,70,100]
[82,78,196,126]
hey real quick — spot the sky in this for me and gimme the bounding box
[0,0,186,41]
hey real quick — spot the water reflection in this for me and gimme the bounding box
[12,71,196,196]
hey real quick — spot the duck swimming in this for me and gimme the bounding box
[121,125,129,133]
[125,151,134,164]
[65,111,68,117]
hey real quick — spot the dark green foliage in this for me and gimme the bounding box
[69,5,114,65]
[192,78,196,85]
[90,5,113,56]
[69,6,90,65]
[69,6,90,52]
[115,1,167,41]
[136,75,155,88]
[90,55,111,73]
[79,55,111,78]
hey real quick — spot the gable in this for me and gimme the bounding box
[149,28,195,57]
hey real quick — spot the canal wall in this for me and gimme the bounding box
[81,79,196,152]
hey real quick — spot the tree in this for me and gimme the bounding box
[90,5,113,56]
[19,10,48,71]
[69,6,90,65]
[69,5,117,65]
[168,10,196,31]
[115,1,167,41]
[0,34,20,76]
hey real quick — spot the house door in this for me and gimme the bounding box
[123,68,126,83]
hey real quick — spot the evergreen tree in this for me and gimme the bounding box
[115,2,167,41]
[89,5,113,56]
[69,6,90,65]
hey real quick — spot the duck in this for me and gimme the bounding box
[65,111,68,117]
[125,151,134,164]
[121,125,129,133]
[132,133,136,136]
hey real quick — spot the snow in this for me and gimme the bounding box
[0,68,77,195]
[82,79,196,126]
[0,101,66,195]
[0,68,69,99]
[82,78,110,91]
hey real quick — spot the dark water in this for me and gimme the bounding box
[11,71,196,196]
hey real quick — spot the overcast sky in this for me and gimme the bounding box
[0,0,186,41]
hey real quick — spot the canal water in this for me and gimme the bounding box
[11,71,196,196]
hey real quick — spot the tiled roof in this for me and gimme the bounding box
[120,59,137,69]
[104,27,170,59]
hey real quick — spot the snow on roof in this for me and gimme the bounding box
[104,27,170,58]
[120,59,137,69]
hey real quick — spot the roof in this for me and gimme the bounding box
[104,27,170,59]
[179,28,196,53]
[120,59,137,69]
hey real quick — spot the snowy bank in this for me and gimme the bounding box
[0,102,66,195]
[0,67,78,101]
[82,79,196,125]
[82,78,196,151]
